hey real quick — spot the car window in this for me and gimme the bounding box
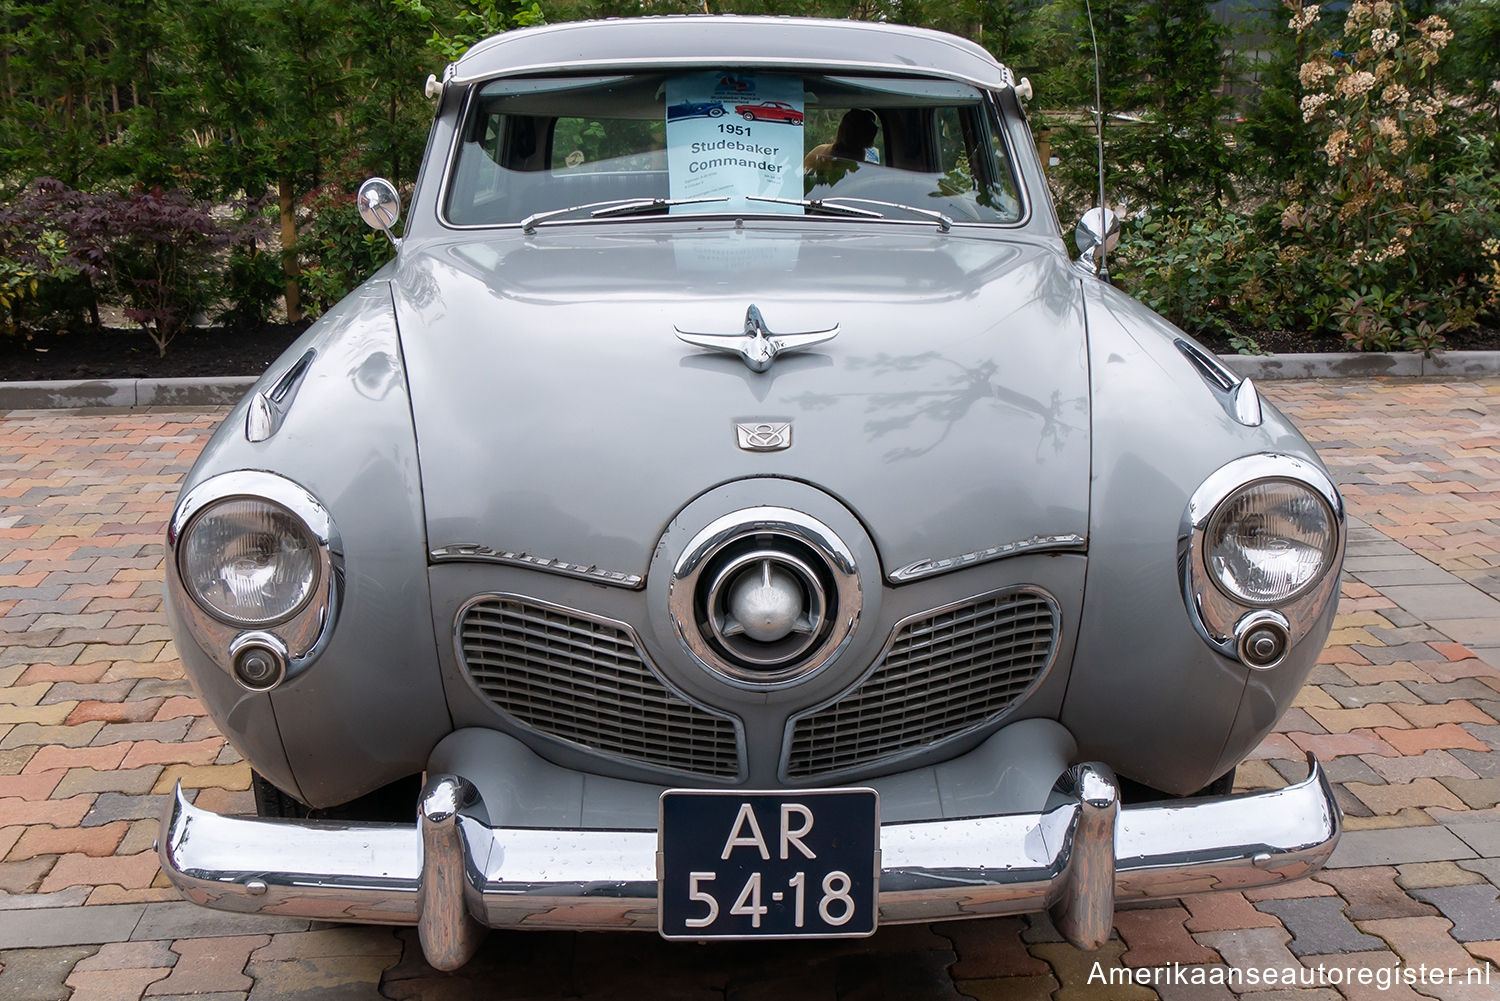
[444,72,1024,227]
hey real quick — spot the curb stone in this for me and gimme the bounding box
[2,352,1499,411]
[0,377,256,410]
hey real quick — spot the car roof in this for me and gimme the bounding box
[449,16,1014,91]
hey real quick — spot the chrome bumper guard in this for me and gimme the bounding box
[159,754,1340,970]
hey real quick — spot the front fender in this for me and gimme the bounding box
[170,276,450,807]
[1065,282,1337,794]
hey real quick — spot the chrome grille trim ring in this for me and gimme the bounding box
[669,507,861,690]
[782,588,1060,780]
[456,594,743,780]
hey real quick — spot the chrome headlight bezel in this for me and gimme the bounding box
[1179,454,1344,668]
[167,471,343,688]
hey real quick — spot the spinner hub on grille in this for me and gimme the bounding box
[670,508,860,688]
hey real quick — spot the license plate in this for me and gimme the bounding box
[658,788,879,940]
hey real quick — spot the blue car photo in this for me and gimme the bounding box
[667,99,726,120]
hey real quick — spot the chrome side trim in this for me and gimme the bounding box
[1178,454,1345,665]
[430,543,644,589]
[246,349,316,443]
[888,533,1086,583]
[1174,340,1263,428]
[159,753,1340,967]
[166,470,343,686]
[1233,378,1264,427]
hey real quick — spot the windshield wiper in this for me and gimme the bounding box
[745,195,884,220]
[820,197,953,233]
[521,196,729,233]
[746,195,953,232]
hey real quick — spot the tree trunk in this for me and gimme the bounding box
[279,176,302,324]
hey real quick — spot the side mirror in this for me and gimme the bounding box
[357,177,401,246]
[1073,206,1120,280]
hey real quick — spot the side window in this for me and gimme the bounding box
[935,106,974,191]
[551,118,667,172]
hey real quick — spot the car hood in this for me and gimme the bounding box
[393,225,1090,583]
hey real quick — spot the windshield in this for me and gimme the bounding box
[443,72,1024,227]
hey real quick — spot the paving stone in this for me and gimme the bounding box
[0,886,91,911]
[956,974,1061,1001]
[1397,861,1489,889]
[39,849,160,893]
[130,902,309,941]
[1451,749,1500,779]
[1312,867,1439,920]
[1256,898,1387,955]
[93,719,193,746]
[247,927,403,963]
[1379,586,1500,623]
[1193,925,1300,979]
[1448,822,1500,857]
[1455,858,1500,889]
[71,940,179,972]
[1462,722,1500,750]
[1404,680,1500,705]
[1354,916,1492,999]
[0,904,146,947]
[1293,951,1431,1001]
[0,720,104,749]
[1114,906,1221,967]
[1148,966,1237,1001]
[835,948,968,1001]
[1407,884,1500,942]
[1346,777,1468,814]
[9,820,129,860]
[1439,776,1500,809]
[1326,826,1478,868]
[1029,939,1157,1001]
[66,967,173,1001]
[1327,682,1426,708]
[143,935,269,996]
[54,764,163,798]
[1020,911,1065,943]
[1374,724,1491,755]
[943,916,1049,978]
[1289,731,1400,759]
[1394,702,1498,729]
[81,792,166,827]
[0,946,94,1001]
[1366,750,1479,783]
[1307,705,1408,733]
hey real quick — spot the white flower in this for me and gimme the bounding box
[1300,92,1333,121]
[1289,4,1319,32]
[1336,71,1377,99]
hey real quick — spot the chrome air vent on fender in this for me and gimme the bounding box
[783,588,1059,780]
[456,595,743,779]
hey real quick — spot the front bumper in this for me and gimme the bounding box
[158,752,1340,971]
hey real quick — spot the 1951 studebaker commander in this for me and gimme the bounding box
[159,16,1344,970]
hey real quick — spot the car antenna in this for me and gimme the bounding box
[1084,0,1110,283]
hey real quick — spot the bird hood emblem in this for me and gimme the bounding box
[675,305,838,373]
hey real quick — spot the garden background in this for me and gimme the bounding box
[1,0,1497,379]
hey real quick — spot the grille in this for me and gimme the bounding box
[459,596,741,778]
[784,591,1057,779]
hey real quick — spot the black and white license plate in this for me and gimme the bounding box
[658,788,879,940]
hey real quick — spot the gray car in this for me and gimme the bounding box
[159,16,1344,970]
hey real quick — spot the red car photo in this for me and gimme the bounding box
[734,100,804,125]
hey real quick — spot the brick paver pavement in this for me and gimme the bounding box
[0,378,1497,1000]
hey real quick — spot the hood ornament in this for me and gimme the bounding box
[675,305,837,374]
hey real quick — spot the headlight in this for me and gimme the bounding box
[179,498,320,625]
[1204,479,1337,606]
